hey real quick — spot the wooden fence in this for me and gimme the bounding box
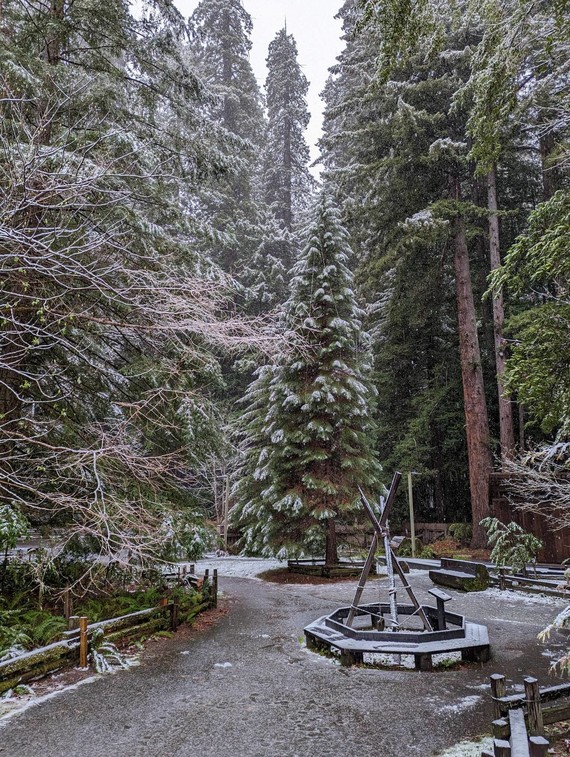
[0,570,218,695]
[489,473,570,563]
[483,673,570,756]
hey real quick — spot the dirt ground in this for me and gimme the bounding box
[0,570,568,756]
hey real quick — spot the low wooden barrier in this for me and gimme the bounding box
[287,558,370,578]
[0,570,218,694]
[493,570,569,598]
[482,673,570,755]
[430,559,490,592]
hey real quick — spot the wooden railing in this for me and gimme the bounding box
[482,673,570,756]
[0,570,218,694]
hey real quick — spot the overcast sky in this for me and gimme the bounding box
[176,0,345,168]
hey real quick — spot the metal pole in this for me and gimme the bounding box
[408,471,416,558]
[384,530,398,629]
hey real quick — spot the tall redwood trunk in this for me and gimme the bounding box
[452,179,493,548]
[487,166,515,461]
[324,519,338,567]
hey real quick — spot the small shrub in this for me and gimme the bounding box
[396,537,423,557]
[448,523,472,546]
[480,517,543,574]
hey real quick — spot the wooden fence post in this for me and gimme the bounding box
[68,615,80,631]
[524,677,544,736]
[490,674,507,719]
[63,588,72,620]
[529,736,549,756]
[499,568,506,591]
[212,569,218,608]
[493,740,511,756]
[170,595,179,632]
[79,616,89,668]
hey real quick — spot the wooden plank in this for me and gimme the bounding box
[542,700,570,725]
[508,709,530,757]
[391,551,432,631]
[346,533,378,627]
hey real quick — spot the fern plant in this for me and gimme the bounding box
[481,517,543,575]
[89,629,130,673]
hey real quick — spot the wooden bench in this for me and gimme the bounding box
[429,558,490,592]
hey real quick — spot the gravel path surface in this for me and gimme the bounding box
[0,570,567,757]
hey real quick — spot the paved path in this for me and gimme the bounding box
[0,573,566,757]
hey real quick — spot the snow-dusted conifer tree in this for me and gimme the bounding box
[241,208,295,315]
[263,28,315,231]
[0,0,263,579]
[188,0,266,274]
[233,194,381,564]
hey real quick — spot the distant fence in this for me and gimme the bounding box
[489,473,570,563]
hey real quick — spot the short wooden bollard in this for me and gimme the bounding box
[493,739,512,756]
[68,615,81,631]
[79,616,89,668]
[492,719,509,740]
[529,736,549,757]
[524,677,544,736]
[490,674,507,719]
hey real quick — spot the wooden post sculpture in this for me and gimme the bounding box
[346,472,432,632]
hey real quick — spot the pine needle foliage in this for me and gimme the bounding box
[233,194,381,561]
[480,516,542,574]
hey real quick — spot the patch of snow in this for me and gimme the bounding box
[482,587,566,606]
[541,648,560,658]
[180,650,190,655]
[434,737,493,756]
[432,651,462,667]
[362,652,416,668]
[440,695,482,714]
[0,675,101,726]
[213,662,233,669]
[189,556,286,579]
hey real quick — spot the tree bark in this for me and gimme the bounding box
[452,179,493,548]
[324,518,338,567]
[487,166,515,461]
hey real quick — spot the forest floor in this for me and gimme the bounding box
[0,560,568,756]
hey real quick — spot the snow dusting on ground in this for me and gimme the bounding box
[440,694,482,714]
[482,587,567,606]
[192,556,286,578]
[434,737,493,756]
[0,674,101,725]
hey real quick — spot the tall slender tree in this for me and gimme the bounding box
[263,28,314,231]
[188,0,266,274]
[232,194,381,564]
